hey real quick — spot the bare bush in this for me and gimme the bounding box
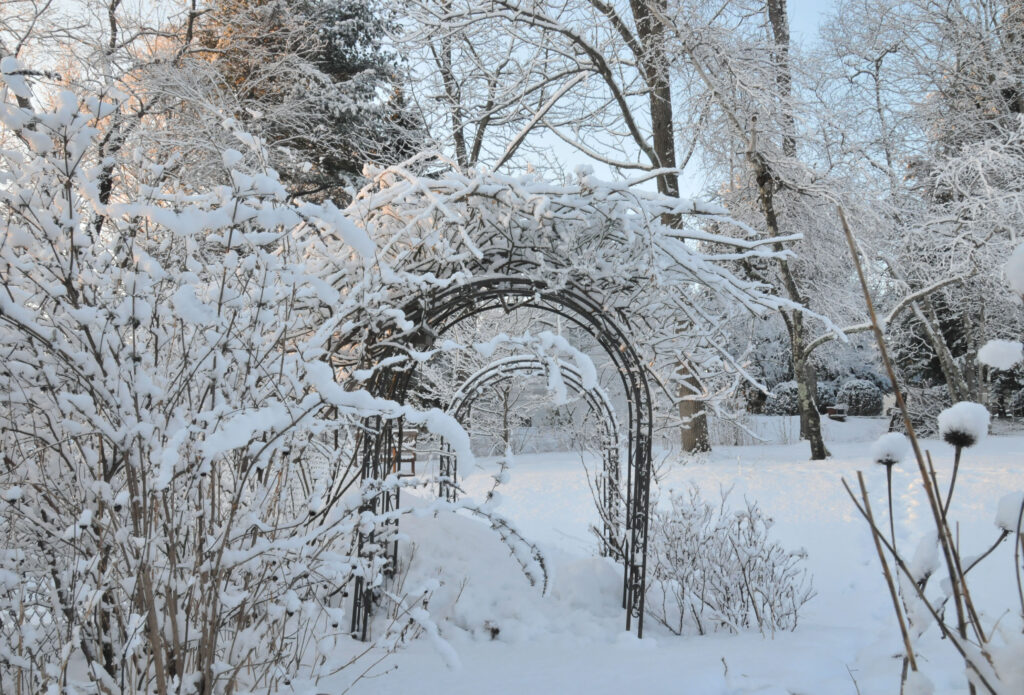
[645,486,815,636]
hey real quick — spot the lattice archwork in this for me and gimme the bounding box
[350,276,654,640]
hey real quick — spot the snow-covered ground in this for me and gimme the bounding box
[326,418,1023,694]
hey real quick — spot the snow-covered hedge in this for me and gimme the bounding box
[836,378,884,416]
[763,381,800,416]
[816,379,839,412]
[0,72,469,692]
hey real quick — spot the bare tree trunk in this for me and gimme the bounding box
[917,297,970,402]
[678,374,710,453]
[761,0,829,459]
[798,359,818,439]
[635,0,711,452]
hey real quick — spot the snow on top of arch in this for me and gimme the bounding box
[350,153,799,316]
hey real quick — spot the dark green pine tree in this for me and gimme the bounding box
[199,0,426,200]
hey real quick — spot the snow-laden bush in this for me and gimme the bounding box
[836,378,884,416]
[763,381,800,416]
[1009,388,1024,418]
[816,379,839,413]
[645,486,814,636]
[889,385,952,437]
[0,73,470,693]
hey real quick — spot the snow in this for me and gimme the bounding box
[1006,242,1024,296]
[908,532,940,583]
[904,670,936,695]
[936,402,990,448]
[0,56,32,99]
[995,491,1024,532]
[977,339,1024,370]
[871,431,910,465]
[318,423,1024,695]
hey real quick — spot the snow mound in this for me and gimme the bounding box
[936,402,990,448]
[977,339,1024,370]
[995,492,1024,532]
[870,432,909,466]
[388,496,623,648]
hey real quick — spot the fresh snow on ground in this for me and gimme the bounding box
[326,418,1023,695]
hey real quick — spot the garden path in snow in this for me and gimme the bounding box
[330,419,1024,695]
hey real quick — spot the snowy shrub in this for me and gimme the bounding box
[645,486,814,636]
[816,379,839,413]
[741,382,768,414]
[763,381,800,416]
[0,75,464,693]
[836,378,884,416]
[1009,388,1024,418]
[888,385,951,437]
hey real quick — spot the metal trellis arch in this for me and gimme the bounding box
[350,275,654,641]
[438,356,623,558]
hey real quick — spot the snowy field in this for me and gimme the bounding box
[327,418,1023,695]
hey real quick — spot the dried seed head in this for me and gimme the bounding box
[937,402,990,449]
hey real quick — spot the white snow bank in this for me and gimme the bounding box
[937,401,990,447]
[870,432,910,465]
[977,339,1024,370]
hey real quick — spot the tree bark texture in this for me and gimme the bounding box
[633,0,710,451]
[759,0,829,459]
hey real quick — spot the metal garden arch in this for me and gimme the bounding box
[350,275,654,640]
[439,355,622,557]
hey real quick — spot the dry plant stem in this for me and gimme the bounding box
[1016,502,1024,617]
[842,479,1000,695]
[962,529,1010,575]
[885,463,896,551]
[943,446,963,518]
[927,454,986,642]
[838,207,975,641]
[855,472,918,672]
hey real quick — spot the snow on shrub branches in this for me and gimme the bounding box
[0,62,807,691]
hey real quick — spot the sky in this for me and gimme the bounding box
[674,0,838,197]
[788,0,837,46]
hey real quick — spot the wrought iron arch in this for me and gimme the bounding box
[439,356,623,556]
[351,276,654,640]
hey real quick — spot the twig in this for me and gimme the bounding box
[842,478,1000,694]
[943,445,963,518]
[852,473,917,672]
[839,206,975,644]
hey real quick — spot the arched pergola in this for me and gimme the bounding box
[439,355,622,557]
[338,156,793,644]
[350,276,654,640]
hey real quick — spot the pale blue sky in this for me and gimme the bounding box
[788,0,836,45]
